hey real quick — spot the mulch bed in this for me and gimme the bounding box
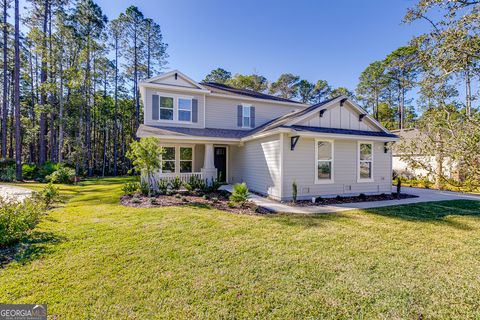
[121,190,272,215]
[285,193,418,207]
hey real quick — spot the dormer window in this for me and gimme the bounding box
[178,98,192,122]
[160,96,174,120]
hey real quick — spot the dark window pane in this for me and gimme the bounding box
[162,161,175,173]
[160,96,173,109]
[180,147,192,160]
[317,161,332,180]
[180,161,192,173]
[160,109,173,120]
[163,147,175,160]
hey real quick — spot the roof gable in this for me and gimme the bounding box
[143,70,208,90]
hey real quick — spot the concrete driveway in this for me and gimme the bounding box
[248,186,480,214]
[0,184,33,202]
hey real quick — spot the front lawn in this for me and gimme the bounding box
[1,177,480,319]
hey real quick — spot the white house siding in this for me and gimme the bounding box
[229,135,282,199]
[282,137,392,200]
[205,96,299,130]
[142,87,205,128]
[297,102,377,132]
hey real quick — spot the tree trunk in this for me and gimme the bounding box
[39,0,49,165]
[28,41,36,163]
[48,5,56,162]
[85,38,92,176]
[1,0,7,159]
[58,42,64,163]
[465,69,471,117]
[113,35,118,176]
[134,25,139,131]
[14,0,20,179]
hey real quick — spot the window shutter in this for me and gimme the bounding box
[237,105,242,127]
[152,94,159,120]
[192,99,198,122]
[250,106,255,128]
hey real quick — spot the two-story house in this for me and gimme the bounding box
[137,70,398,201]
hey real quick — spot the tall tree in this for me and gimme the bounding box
[297,79,314,103]
[269,73,299,99]
[311,80,331,103]
[13,0,19,178]
[229,73,268,92]
[109,17,121,176]
[143,18,167,79]
[1,0,8,159]
[203,68,231,84]
[329,86,355,99]
[356,60,387,119]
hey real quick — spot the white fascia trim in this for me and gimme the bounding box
[139,81,211,94]
[240,128,290,142]
[143,69,209,91]
[293,130,399,142]
[136,133,240,143]
[208,92,309,108]
[284,97,343,126]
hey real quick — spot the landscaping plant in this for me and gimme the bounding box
[170,177,182,192]
[47,166,76,184]
[292,181,298,202]
[229,183,249,206]
[0,197,45,247]
[122,182,140,196]
[33,183,60,209]
[157,179,169,195]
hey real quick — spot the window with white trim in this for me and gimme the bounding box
[316,140,333,183]
[359,142,373,180]
[160,96,174,120]
[179,147,193,173]
[161,147,175,172]
[242,105,251,127]
[178,98,192,122]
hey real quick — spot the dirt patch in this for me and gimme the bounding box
[286,193,418,207]
[121,191,271,215]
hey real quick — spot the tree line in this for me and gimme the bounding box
[0,0,167,180]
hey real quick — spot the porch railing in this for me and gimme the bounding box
[152,172,204,183]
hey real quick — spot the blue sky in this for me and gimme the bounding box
[94,1,428,91]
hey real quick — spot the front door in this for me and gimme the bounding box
[214,146,227,183]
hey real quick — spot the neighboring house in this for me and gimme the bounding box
[137,70,398,201]
[391,128,457,180]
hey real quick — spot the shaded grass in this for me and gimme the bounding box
[1,177,480,319]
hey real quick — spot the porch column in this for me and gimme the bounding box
[201,143,217,183]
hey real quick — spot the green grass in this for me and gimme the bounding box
[1,177,480,319]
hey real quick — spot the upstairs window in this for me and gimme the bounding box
[178,98,192,122]
[160,96,174,120]
[242,105,251,127]
[161,147,175,173]
[358,142,373,181]
[315,140,334,183]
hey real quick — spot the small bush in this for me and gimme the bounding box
[170,177,182,192]
[292,181,298,203]
[358,193,367,200]
[140,182,150,196]
[22,163,39,180]
[0,197,45,247]
[33,183,60,209]
[47,166,75,184]
[157,179,169,195]
[122,182,140,196]
[229,183,249,206]
[38,161,60,181]
[184,175,203,192]
[0,165,15,182]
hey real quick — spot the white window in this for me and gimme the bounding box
[242,105,251,127]
[358,142,373,182]
[160,96,174,120]
[315,140,334,183]
[179,147,193,173]
[161,147,175,172]
[178,98,192,122]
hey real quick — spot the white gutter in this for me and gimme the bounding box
[139,81,211,94]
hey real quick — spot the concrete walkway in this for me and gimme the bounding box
[220,185,480,214]
[0,184,33,202]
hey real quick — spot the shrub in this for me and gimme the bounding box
[47,166,76,184]
[22,163,39,180]
[0,197,45,247]
[0,165,15,182]
[122,182,140,196]
[170,177,182,192]
[292,181,298,203]
[33,183,60,209]
[229,183,249,206]
[157,179,169,195]
[38,161,60,180]
[184,175,203,192]
[358,193,367,200]
[140,182,150,196]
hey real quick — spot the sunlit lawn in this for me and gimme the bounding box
[1,177,480,319]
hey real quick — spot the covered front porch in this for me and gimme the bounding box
[153,143,232,184]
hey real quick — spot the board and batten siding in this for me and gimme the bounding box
[143,87,205,128]
[205,96,299,130]
[282,137,392,200]
[297,103,377,132]
[229,135,282,199]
